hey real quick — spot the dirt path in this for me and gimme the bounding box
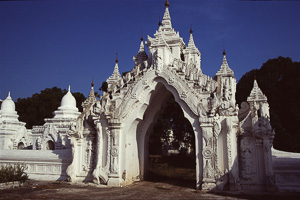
[0,180,299,200]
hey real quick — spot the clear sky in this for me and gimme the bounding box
[1,0,300,101]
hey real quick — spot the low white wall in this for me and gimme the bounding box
[0,149,72,181]
[272,148,300,192]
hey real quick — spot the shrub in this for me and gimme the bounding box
[0,163,29,183]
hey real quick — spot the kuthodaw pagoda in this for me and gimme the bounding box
[0,0,299,191]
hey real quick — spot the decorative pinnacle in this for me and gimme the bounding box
[165,0,170,8]
[68,85,71,92]
[141,35,143,41]
[8,91,11,97]
[223,49,226,56]
[91,79,94,87]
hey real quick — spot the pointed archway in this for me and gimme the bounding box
[122,80,203,189]
[146,95,196,188]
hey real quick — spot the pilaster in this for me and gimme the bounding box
[199,117,217,190]
[107,119,124,186]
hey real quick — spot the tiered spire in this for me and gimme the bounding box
[186,27,199,53]
[82,80,96,109]
[247,79,268,102]
[139,35,145,52]
[106,56,121,86]
[133,35,148,65]
[89,80,95,98]
[161,0,172,31]
[183,27,201,69]
[216,50,234,77]
[188,28,195,46]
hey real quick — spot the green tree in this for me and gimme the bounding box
[236,57,300,152]
[15,87,85,129]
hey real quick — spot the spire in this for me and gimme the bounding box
[162,0,172,30]
[113,55,120,76]
[133,35,148,65]
[222,52,228,65]
[216,50,234,77]
[107,56,121,86]
[88,81,96,99]
[187,27,196,48]
[139,34,145,52]
[247,79,268,102]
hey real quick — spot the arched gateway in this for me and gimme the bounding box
[66,1,276,191]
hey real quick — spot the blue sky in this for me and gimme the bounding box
[1,0,300,101]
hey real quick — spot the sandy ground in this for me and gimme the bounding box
[0,180,299,200]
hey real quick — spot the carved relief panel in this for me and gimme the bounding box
[239,137,257,183]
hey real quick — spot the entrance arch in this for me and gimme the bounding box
[122,79,203,188]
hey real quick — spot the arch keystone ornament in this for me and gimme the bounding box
[65,1,276,191]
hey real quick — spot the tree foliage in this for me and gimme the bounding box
[15,87,85,129]
[236,57,300,152]
[149,96,195,155]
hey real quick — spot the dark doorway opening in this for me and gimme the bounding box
[46,140,55,150]
[17,142,24,150]
[148,96,196,188]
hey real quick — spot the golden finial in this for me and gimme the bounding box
[165,0,170,8]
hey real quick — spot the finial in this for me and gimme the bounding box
[141,35,143,41]
[190,25,193,34]
[91,78,94,87]
[254,71,257,80]
[158,16,162,26]
[222,49,226,56]
[68,85,71,92]
[165,0,170,8]
[115,53,119,63]
[8,91,10,97]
